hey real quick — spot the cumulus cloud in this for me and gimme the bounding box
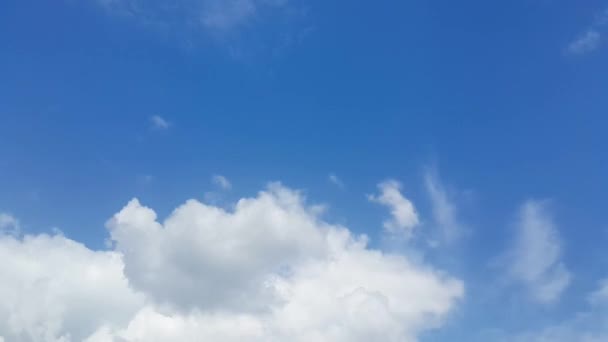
[212,174,232,190]
[0,183,463,341]
[507,200,571,304]
[567,30,601,55]
[0,233,144,341]
[369,180,419,237]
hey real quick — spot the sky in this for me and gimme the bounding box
[0,0,607,341]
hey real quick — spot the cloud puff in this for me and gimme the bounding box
[507,200,571,304]
[369,180,420,236]
[567,30,601,55]
[0,183,463,341]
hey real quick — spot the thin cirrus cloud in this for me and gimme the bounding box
[0,213,19,236]
[567,29,601,55]
[424,170,465,245]
[328,173,345,189]
[506,200,571,304]
[566,7,608,55]
[0,183,464,341]
[212,174,232,190]
[505,280,608,341]
[95,0,290,33]
[150,115,170,130]
[368,180,420,237]
[589,278,608,306]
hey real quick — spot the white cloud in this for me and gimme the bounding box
[369,180,419,236]
[0,233,144,342]
[507,200,571,304]
[567,30,601,55]
[0,213,19,236]
[328,173,344,188]
[106,184,328,311]
[0,183,463,341]
[150,115,170,130]
[424,171,463,244]
[212,174,232,190]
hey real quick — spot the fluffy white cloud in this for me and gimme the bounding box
[0,233,143,342]
[369,180,419,236]
[0,183,463,341]
[507,200,571,304]
[106,184,329,312]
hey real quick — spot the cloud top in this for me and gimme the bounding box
[369,180,420,237]
[0,183,463,341]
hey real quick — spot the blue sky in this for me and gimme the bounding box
[1,0,608,340]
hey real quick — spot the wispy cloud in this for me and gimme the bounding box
[566,6,608,55]
[212,174,232,190]
[150,115,170,130]
[507,200,571,304]
[201,0,257,31]
[424,170,464,245]
[505,279,608,341]
[136,174,154,186]
[0,213,19,236]
[328,173,344,189]
[589,278,608,305]
[567,30,601,55]
[95,0,291,34]
[91,0,311,58]
[369,180,419,237]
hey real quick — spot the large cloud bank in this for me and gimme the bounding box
[0,184,463,341]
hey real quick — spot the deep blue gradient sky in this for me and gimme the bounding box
[1,0,608,340]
